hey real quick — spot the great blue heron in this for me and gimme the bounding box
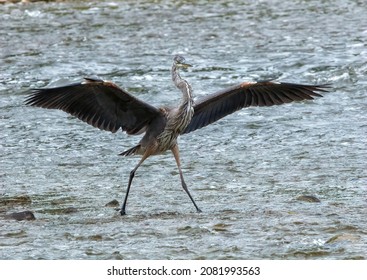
[25,55,328,215]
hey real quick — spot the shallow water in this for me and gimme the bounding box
[0,0,366,259]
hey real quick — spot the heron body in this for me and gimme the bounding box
[122,58,194,157]
[25,55,329,215]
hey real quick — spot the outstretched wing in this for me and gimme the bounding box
[25,77,162,135]
[182,81,329,134]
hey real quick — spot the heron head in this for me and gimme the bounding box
[173,55,192,69]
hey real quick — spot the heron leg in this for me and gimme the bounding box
[171,145,202,213]
[120,154,149,216]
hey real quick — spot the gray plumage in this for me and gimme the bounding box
[25,55,329,215]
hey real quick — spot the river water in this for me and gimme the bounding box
[1,0,366,259]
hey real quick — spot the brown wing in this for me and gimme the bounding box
[25,77,162,135]
[182,81,329,134]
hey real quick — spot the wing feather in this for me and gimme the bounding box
[25,78,162,134]
[182,81,329,134]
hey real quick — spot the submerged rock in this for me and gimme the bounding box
[296,195,321,203]
[61,207,78,214]
[326,233,361,244]
[0,195,32,206]
[0,1,68,4]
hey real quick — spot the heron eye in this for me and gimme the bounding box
[174,55,185,64]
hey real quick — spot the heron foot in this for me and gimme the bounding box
[120,209,126,216]
[196,208,202,213]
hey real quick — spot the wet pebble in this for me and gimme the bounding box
[105,199,119,207]
[5,210,36,221]
[212,223,230,232]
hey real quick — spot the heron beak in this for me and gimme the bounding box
[177,62,193,68]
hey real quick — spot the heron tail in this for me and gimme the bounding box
[119,145,140,156]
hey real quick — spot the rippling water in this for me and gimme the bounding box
[1,0,366,259]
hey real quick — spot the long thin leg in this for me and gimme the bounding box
[171,145,202,213]
[120,153,149,216]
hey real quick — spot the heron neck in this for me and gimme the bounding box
[172,65,193,105]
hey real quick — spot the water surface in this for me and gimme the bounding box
[0,0,366,259]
